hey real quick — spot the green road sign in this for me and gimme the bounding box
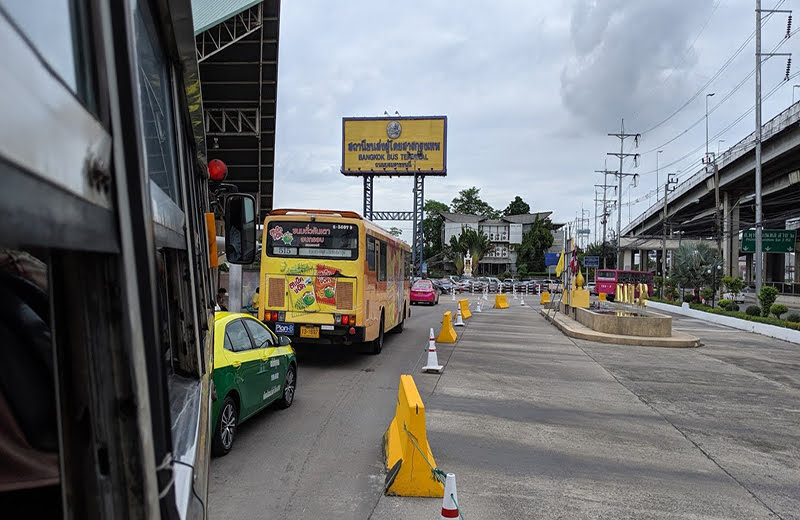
[741,229,796,253]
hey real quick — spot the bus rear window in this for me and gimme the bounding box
[597,270,615,279]
[266,221,359,260]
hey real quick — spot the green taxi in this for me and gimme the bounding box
[211,312,297,455]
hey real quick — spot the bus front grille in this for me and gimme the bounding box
[268,277,286,308]
[337,279,354,310]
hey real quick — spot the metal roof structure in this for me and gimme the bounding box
[192,0,280,221]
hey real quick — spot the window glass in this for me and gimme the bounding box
[378,240,387,281]
[224,332,233,351]
[3,0,78,95]
[243,319,274,349]
[367,236,375,271]
[133,0,181,205]
[225,320,252,352]
[413,280,432,290]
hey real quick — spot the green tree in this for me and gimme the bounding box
[670,243,721,298]
[502,196,530,216]
[770,303,788,319]
[758,286,779,317]
[445,227,492,275]
[422,199,450,259]
[388,226,403,237]
[722,276,744,297]
[515,217,554,272]
[450,187,499,218]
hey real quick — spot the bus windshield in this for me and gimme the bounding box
[266,221,359,260]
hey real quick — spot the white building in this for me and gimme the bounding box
[440,212,564,275]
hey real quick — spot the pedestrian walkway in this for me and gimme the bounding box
[371,302,787,519]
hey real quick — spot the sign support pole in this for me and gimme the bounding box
[363,175,373,220]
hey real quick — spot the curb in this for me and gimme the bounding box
[540,309,701,348]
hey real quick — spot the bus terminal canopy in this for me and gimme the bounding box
[192,0,280,223]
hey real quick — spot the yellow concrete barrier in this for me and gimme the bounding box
[599,292,607,301]
[383,375,444,497]
[436,311,457,343]
[540,291,550,304]
[458,298,472,319]
[494,294,509,309]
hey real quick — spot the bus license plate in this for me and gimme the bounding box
[300,326,319,339]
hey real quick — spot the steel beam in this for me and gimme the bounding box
[204,108,260,136]
[363,175,373,220]
[413,174,424,273]
[371,211,413,220]
[196,4,264,63]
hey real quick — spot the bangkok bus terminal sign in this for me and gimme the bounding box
[341,116,447,176]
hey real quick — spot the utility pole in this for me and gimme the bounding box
[755,1,793,292]
[607,119,640,270]
[662,173,679,281]
[595,170,617,269]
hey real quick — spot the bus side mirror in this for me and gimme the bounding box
[224,194,257,264]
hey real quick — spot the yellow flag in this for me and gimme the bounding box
[555,251,565,277]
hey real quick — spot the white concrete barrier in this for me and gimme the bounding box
[646,301,800,345]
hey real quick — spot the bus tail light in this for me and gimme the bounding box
[341,315,349,325]
[266,311,279,322]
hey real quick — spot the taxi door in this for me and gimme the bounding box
[222,319,266,419]
[242,318,283,408]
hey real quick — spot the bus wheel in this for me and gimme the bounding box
[371,314,385,354]
[394,305,406,333]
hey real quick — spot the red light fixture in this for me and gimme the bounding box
[341,315,349,325]
[208,159,227,182]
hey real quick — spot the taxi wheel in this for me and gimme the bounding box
[370,314,385,354]
[277,364,296,409]
[213,396,238,456]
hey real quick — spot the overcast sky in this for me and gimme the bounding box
[273,0,796,242]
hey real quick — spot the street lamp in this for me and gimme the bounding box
[656,150,663,201]
[793,84,800,104]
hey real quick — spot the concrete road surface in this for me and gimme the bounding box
[210,297,800,519]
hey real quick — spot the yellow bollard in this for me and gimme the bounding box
[540,290,551,304]
[615,284,621,302]
[436,311,458,343]
[494,294,509,309]
[458,298,472,319]
[383,375,444,497]
[599,292,607,302]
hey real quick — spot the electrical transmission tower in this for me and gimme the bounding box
[607,119,640,270]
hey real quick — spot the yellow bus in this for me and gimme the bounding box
[257,209,411,353]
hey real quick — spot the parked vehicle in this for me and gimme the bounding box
[723,291,746,304]
[411,279,440,305]
[212,313,297,455]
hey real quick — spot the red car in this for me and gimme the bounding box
[410,279,439,305]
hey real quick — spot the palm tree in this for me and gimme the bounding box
[670,243,720,298]
[445,227,491,275]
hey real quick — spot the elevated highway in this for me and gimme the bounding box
[622,103,800,284]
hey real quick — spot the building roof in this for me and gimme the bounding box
[440,211,553,224]
[191,0,263,33]
[439,212,482,223]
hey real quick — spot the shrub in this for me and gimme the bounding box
[683,293,696,303]
[718,299,732,310]
[770,303,788,319]
[700,287,714,303]
[786,313,800,323]
[728,303,739,312]
[758,286,779,317]
[746,305,761,316]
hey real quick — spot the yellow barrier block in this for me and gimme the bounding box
[599,292,607,301]
[383,375,444,497]
[494,294,509,309]
[540,291,551,304]
[458,298,472,319]
[436,311,457,343]
[570,288,590,308]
